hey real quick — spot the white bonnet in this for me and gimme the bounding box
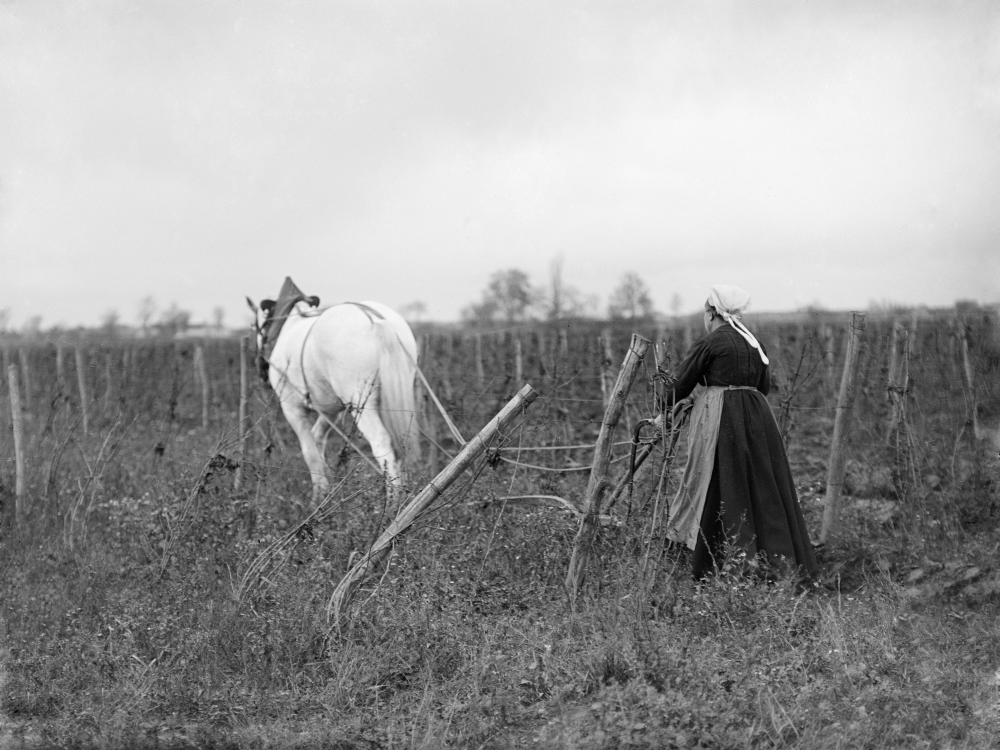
[707,285,768,365]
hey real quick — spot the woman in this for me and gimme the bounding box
[664,285,817,579]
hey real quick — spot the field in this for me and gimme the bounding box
[1,307,999,749]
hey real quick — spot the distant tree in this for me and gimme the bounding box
[0,309,10,333]
[398,301,428,322]
[160,303,191,336]
[462,269,538,324]
[137,296,156,332]
[607,271,655,320]
[954,299,980,314]
[212,306,226,329]
[100,309,120,337]
[541,255,591,320]
[22,315,42,337]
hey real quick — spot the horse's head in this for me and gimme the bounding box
[245,296,276,384]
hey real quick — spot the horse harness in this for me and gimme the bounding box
[257,300,388,412]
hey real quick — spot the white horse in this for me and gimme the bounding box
[248,278,421,501]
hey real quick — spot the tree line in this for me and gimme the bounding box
[438,259,675,326]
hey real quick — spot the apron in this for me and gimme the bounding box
[666,385,756,550]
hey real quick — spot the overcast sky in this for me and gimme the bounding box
[1,0,999,329]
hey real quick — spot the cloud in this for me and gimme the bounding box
[1,1,998,326]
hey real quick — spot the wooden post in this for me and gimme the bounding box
[909,309,920,358]
[8,364,26,525]
[103,351,115,411]
[419,377,441,475]
[474,333,485,388]
[75,346,90,436]
[599,328,615,409]
[559,328,569,358]
[960,324,975,395]
[821,323,836,388]
[121,347,130,408]
[328,384,539,624]
[194,343,210,428]
[440,333,454,402]
[886,321,909,439]
[536,329,547,381]
[18,348,31,416]
[819,313,866,544]
[566,334,650,601]
[55,344,66,399]
[235,335,251,491]
[514,336,523,384]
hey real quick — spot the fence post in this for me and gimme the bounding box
[75,346,90,436]
[566,334,650,601]
[55,344,66,401]
[18,348,31,416]
[235,335,252,491]
[103,351,115,411]
[886,320,909,440]
[536,329,547,381]
[820,312,866,544]
[194,343,210,428]
[821,323,836,389]
[474,333,485,388]
[8,363,26,525]
[599,328,615,409]
[514,336,523,384]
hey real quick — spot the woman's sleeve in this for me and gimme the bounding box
[664,338,712,406]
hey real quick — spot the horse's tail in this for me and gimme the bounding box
[374,321,422,473]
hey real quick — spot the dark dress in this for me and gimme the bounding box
[668,325,818,579]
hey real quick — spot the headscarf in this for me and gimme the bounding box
[707,284,769,365]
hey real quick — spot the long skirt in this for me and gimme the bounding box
[667,386,818,579]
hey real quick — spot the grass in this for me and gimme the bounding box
[1,431,998,749]
[1,315,999,747]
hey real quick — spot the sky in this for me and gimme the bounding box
[1,0,999,330]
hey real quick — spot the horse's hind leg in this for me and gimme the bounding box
[278,399,330,504]
[312,415,333,459]
[352,407,402,495]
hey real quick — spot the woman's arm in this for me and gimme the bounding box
[662,338,712,407]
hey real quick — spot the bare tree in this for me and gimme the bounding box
[137,296,156,332]
[462,269,538,324]
[160,303,191,336]
[542,255,592,320]
[608,271,655,320]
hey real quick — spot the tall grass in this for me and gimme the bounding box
[1,310,998,747]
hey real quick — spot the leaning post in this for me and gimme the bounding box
[819,312,866,544]
[329,384,539,625]
[566,334,650,602]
